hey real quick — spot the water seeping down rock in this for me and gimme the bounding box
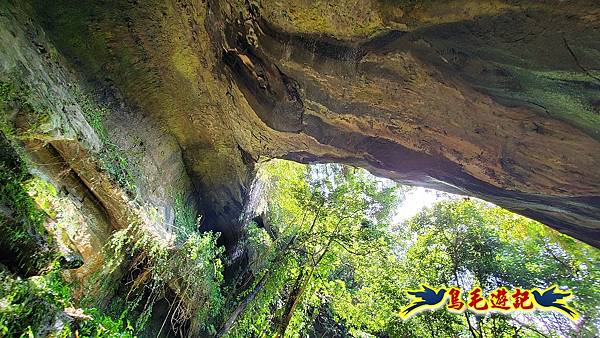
[2,0,600,261]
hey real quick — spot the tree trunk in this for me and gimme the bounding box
[275,233,335,337]
[276,269,308,337]
[217,273,269,337]
[218,235,298,336]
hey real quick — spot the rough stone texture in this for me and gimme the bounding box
[0,1,194,298]
[4,0,600,249]
[23,140,115,300]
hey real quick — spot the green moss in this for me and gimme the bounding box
[23,178,59,218]
[75,307,136,337]
[173,193,198,242]
[26,3,139,194]
[0,82,19,105]
[0,266,68,336]
[90,221,224,335]
[0,134,134,334]
[0,80,53,139]
[262,0,385,38]
[0,81,20,137]
[0,265,136,337]
[494,65,600,138]
[0,132,56,275]
[73,88,138,195]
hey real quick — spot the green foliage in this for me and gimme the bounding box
[0,132,132,336]
[362,199,600,338]
[75,308,136,338]
[0,138,44,228]
[0,126,224,336]
[225,255,298,338]
[246,221,273,257]
[223,161,402,337]
[177,232,225,331]
[74,88,138,195]
[0,265,69,336]
[173,193,198,242]
[0,81,22,137]
[221,160,599,338]
[0,81,19,104]
[98,221,225,335]
[0,132,57,275]
[0,264,136,337]
[0,79,54,139]
[1,211,225,337]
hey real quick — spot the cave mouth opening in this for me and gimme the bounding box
[242,159,465,232]
[222,158,598,337]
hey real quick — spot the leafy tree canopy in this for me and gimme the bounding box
[222,160,599,338]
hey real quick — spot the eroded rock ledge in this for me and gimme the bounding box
[12,0,600,248]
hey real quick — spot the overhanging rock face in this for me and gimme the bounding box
[27,0,600,247]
